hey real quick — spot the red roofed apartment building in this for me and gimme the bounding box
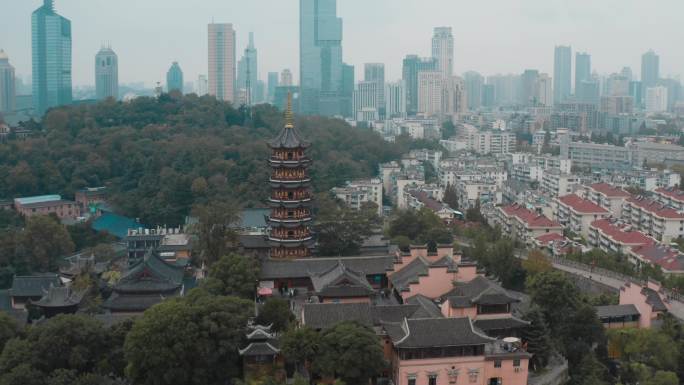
[584,183,632,217]
[495,204,562,246]
[621,196,684,243]
[555,194,610,238]
[653,187,684,211]
[588,218,655,255]
[629,244,684,275]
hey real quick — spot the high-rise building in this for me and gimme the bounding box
[553,45,572,104]
[385,80,407,119]
[620,67,633,81]
[402,55,437,115]
[281,69,293,86]
[267,72,279,102]
[32,0,72,116]
[353,81,380,121]
[340,63,354,118]
[577,79,600,105]
[196,75,208,96]
[629,81,642,106]
[0,50,16,113]
[487,74,519,106]
[432,27,453,78]
[659,78,682,111]
[481,84,495,108]
[299,0,343,116]
[641,50,660,93]
[521,69,539,106]
[237,32,258,105]
[208,23,236,102]
[442,76,466,118]
[364,63,385,116]
[166,62,183,93]
[463,71,483,110]
[575,52,591,95]
[606,73,630,96]
[95,46,118,101]
[645,86,668,113]
[417,71,444,117]
[536,73,553,107]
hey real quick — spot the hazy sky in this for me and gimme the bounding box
[1,0,683,87]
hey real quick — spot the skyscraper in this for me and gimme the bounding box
[340,63,354,118]
[196,75,208,96]
[486,74,519,107]
[575,52,591,95]
[237,32,258,105]
[417,71,444,117]
[166,62,183,93]
[299,0,343,116]
[385,80,407,119]
[463,71,484,110]
[267,72,279,102]
[280,69,293,86]
[553,45,572,104]
[364,63,385,117]
[353,81,380,121]
[95,46,118,101]
[32,0,72,116]
[536,73,553,106]
[432,27,454,78]
[645,86,667,113]
[402,55,437,115]
[0,50,16,113]
[641,50,660,92]
[520,69,539,106]
[442,76,466,118]
[208,23,236,102]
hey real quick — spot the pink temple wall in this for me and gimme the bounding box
[393,355,528,385]
[619,282,668,328]
[400,266,456,300]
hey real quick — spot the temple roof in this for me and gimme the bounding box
[268,94,310,149]
[9,274,62,298]
[114,250,184,294]
[473,316,530,332]
[443,276,520,307]
[102,290,180,312]
[595,304,640,319]
[260,255,394,280]
[310,261,374,298]
[302,301,442,330]
[384,317,494,348]
[32,285,86,308]
[239,341,280,356]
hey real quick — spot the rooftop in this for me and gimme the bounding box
[9,274,61,297]
[588,183,631,198]
[14,194,61,205]
[310,261,375,298]
[655,187,684,204]
[627,196,684,219]
[590,219,655,246]
[558,194,609,214]
[443,276,520,307]
[384,317,494,349]
[595,304,640,319]
[631,244,684,272]
[501,203,561,228]
[260,255,394,280]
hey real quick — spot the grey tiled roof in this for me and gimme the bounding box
[385,317,494,348]
[443,276,519,307]
[405,294,443,318]
[310,261,374,298]
[595,304,640,318]
[260,256,395,280]
[641,287,667,312]
[115,251,184,294]
[302,303,373,329]
[9,274,61,298]
[239,341,280,356]
[388,258,429,292]
[269,125,310,149]
[32,286,86,308]
[102,290,180,312]
[473,316,530,332]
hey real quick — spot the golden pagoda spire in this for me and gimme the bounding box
[285,92,294,128]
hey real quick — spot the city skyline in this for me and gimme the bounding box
[2,0,684,88]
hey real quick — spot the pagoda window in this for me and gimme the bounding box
[287,231,294,238]
[287,211,294,218]
[287,152,294,160]
[288,192,294,199]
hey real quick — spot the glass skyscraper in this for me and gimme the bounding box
[237,32,258,105]
[0,50,16,113]
[32,0,72,116]
[575,52,591,95]
[641,50,660,104]
[402,55,437,115]
[166,62,184,93]
[299,0,343,116]
[95,46,118,100]
[553,45,572,104]
[208,23,236,103]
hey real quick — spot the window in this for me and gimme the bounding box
[494,360,502,368]
[428,374,437,385]
[513,358,521,367]
[407,376,416,385]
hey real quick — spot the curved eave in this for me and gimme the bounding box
[269,159,311,168]
[267,198,313,208]
[269,179,311,188]
[268,237,315,247]
[268,217,313,225]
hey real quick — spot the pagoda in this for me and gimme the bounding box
[267,94,314,258]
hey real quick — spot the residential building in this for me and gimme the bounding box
[481,84,495,108]
[555,194,610,238]
[621,196,684,243]
[541,168,579,198]
[653,187,684,211]
[600,96,634,114]
[353,81,380,121]
[409,149,443,170]
[379,161,402,197]
[629,141,684,166]
[364,63,385,114]
[125,227,192,266]
[273,86,300,111]
[520,69,539,106]
[13,195,79,220]
[645,86,668,113]
[495,203,562,245]
[575,52,591,96]
[431,27,453,78]
[340,63,355,118]
[237,32,258,104]
[560,138,631,170]
[588,218,655,255]
[628,244,684,275]
[406,189,459,223]
[266,72,278,102]
[553,45,572,104]
[208,23,236,102]
[456,179,502,209]
[95,46,118,100]
[166,62,183,93]
[641,50,660,95]
[441,76,467,118]
[536,73,553,106]
[467,129,516,155]
[299,0,344,116]
[0,50,16,112]
[464,71,484,110]
[385,80,407,119]
[280,69,293,86]
[32,0,72,116]
[606,73,630,96]
[584,183,631,217]
[402,55,437,115]
[332,178,383,216]
[196,74,208,96]
[417,71,443,117]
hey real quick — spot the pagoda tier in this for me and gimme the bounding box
[266,94,314,259]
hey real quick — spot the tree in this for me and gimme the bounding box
[442,184,459,211]
[0,313,19,353]
[526,271,580,332]
[388,208,451,250]
[281,327,320,377]
[315,196,379,256]
[523,249,552,276]
[644,371,678,385]
[559,304,606,369]
[203,253,259,299]
[124,291,253,385]
[441,120,456,139]
[570,352,609,385]
[255,298,295,333]
[191,201,241,265]
[313,322,385,384]
[16,215,74,272]
[522,307,553,371]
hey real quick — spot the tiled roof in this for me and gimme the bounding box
[102,291,180,312]
[32,286,85,308]
[535,233,567,244]
[589,183,631,198]
[474,316,530,332]
[9,274,61,298]
[558,194,609,214]
[260,256,394,280]
[310,261,374,298]
[239,342,280,356]
[501,204,561,228]
[388,257,429,292]
[19,200,77,209]
[385,317,494,348]
[443,276,519,307]
[405,294,444,318]
[641,287,667,312]
[269,124,310,149]
[590,219,655,246]
[114,251,184,294]
[655,187,684,204]
[595,304,640,319]
[302,302,440,330]
[631,244,684,272]
[408,190,449,212]
[626,196,684,219]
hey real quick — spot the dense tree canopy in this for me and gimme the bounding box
[388,208,453,251]
[315,196,380,256]
[202,253,259,299]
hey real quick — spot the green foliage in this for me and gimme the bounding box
[474,238,526,290]
[0,313,19,353]
[315,195,379,256]
[608,328,679,373]
[203,253,259,299]
[570,352,610,385]
[441,121,456,139]
[14,215,75,272]
[442,184,459,211]
[313,322,385,385]
[66,222,116,252]
[280,327,320,367]
[522,307,553,371]
[388,208,453,251]
[526,271,580,331]
[255,298,295,333]
[124,291,253,385]
[190,200,240,265]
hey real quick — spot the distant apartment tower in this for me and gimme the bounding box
[645,86,668,113]
[641,50,660,93]
[385,80,407,119]
[196,75,208,96]
[237,32,258,105]
[463,71,483,110]
[432,27,454,78]
[267,72,279,102]
[208,23,236,102]
[487,74,519,106]
[340,63,355,118]
[442,76,467,117]
[280,69,293,86]
[95,46,118,100]
[166,62,183,93]
[364,63,385,115]
[32,0,72,116]
[353,81,380,121]
[417,71,444,117]
[553,45,572,104]
[402,55,437,115]
[0,50,16,113]
[575,52,591,95]
[520,69,539,106]
[536,73,553,107]
[299,0,344,116]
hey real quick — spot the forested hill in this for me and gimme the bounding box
[0,94,435,225]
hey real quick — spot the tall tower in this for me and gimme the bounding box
[267,95,314,259]
[208,23,236,102]
[431,27,454,78]
[32,0,72,116]
[166,62,183,93]
[575,52,591,95]
[95,46,118,100]
[0,50,16,113]
[237,32,258,105]
[641,50,660,91]
[553,45,572,104]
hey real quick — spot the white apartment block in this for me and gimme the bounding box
[621,196,684,243]
[331,178,383,216]
[409,149,443,170]
[654,187,684,211]
[455,179,501,210]
[541,168,580,198]
[554,194,610,238]
[494,204,562,246]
